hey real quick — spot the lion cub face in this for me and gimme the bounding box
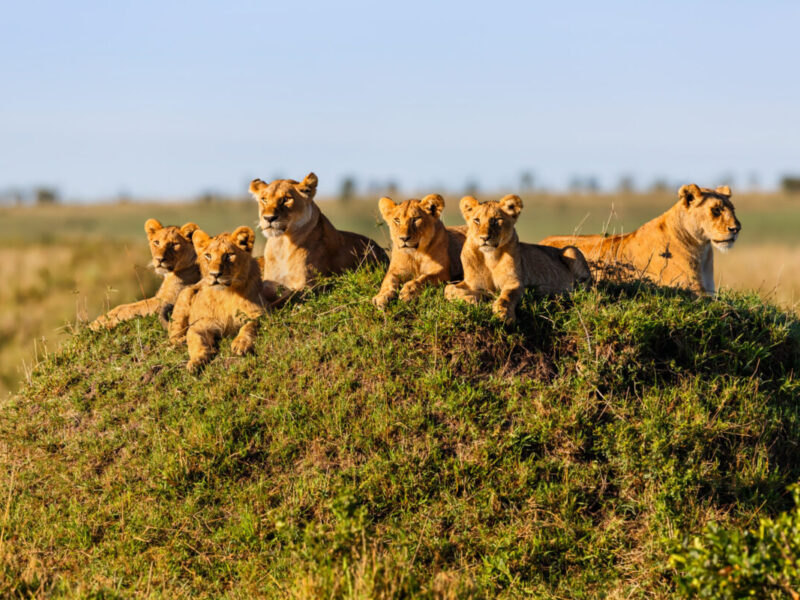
[249,173,319,238]
[144,219,199,275]
[379,194,445,250]
[192,226,256,288]
[460,195,523,252]
[680,184,742,252]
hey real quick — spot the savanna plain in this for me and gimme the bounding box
[1,191,799,598]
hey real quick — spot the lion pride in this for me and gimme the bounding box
[249,173,388,295]
[90,219,200,330]
[539,184,741,294]
[372,194,466,308]
[445,195,592,323]
[168,226,266,373]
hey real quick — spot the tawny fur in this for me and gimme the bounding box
[168,226,267,373]
[539,184,741,294]
[445,195,592,323]
[249,172,388,295]
[90,219,200,331]
[372,194,466,308]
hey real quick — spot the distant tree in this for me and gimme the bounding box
[339,176,357,204]
[747,172,761,191]
[585,176,600,194]
[385,180,399,196]
[568,176,584,193]
[617,175,635,194]
[34,187,59,205]
[519,171,535,192]
[463,179,480,197]
[781,176,800,195]
[197,191,218,204]
[649,178,670,194]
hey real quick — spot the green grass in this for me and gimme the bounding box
[1,267,799,598]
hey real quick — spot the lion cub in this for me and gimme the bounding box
[372,194,466,308]
[445,195,592,323]
[91,219,200,330]
[168,226,266,373]
[249,172,388,295]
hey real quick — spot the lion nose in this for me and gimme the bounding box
[263,215,277,224]
[480,235,490,243]
[729,223,741,234]
[399,235,411,243]
[209,270,221,279]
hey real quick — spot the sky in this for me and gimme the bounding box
[1,0,799,200]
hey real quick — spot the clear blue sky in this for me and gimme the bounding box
[1,0,798,200]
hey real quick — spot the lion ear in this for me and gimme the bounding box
[459,196,479,219]
[299,172,318,197]
[144,218,163,238]
[716,185,731,196]
[499,194,523,219]
[378,197,396,220]
[192,229,210,252]
[180,222,199,240]
[230,226,255,253]
[249,179,267,197]
[679,183,702,207]
[420,194,445,218]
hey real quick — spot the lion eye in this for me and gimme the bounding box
[173,243,181,250]
[711,207,722,217]
[153,240,161,247]
[473,218,480,224]
[204,253,212,260]
[228,253,235,262]
[414,217,422,225]
[393,218,401,225]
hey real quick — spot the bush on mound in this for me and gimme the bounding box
[1,267,799,598]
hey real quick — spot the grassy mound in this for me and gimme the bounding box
[1,267,799,598]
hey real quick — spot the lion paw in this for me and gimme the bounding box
[398,281,421,302]
[230,336,254,356]
[371,293,393,310]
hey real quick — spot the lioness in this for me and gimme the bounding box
[249,173,388,295]
[539,184,741,294]
[90,219,200,331]
[445,195,592,323]
[372,194,466,308]
[168,226,266,373]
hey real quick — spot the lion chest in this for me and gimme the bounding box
[262,238,310,290]
[189,288,247,335]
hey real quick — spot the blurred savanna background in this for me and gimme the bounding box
[3,183,800,396]
[1,0,799,396]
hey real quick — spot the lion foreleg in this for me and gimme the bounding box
[90,297,161,331]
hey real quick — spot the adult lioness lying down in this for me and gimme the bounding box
[445,195,592,323]
[249,173,388,294]
[539,184,741,294]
